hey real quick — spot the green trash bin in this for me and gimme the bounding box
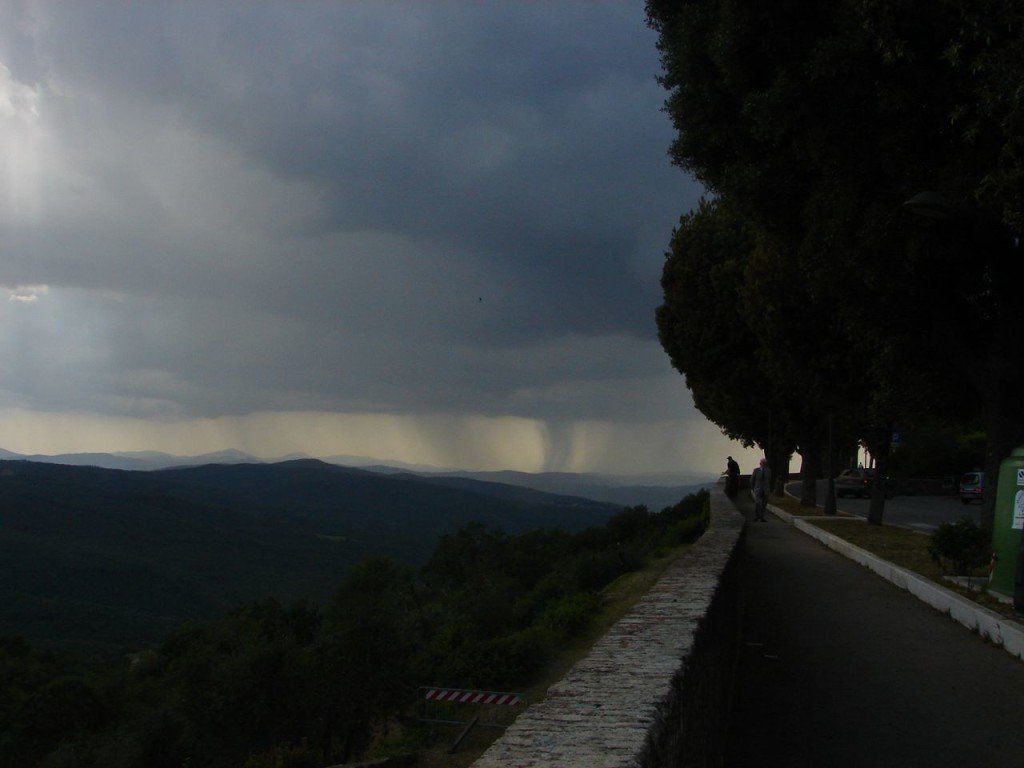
[989,445,1024,604]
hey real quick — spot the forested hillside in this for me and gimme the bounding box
[0,489,710,768]
[0,459,618,655]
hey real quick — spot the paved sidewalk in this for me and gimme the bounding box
[725,494,1024,768]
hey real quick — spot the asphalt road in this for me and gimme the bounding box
[725,492,1024,767]
[787,479,980,531]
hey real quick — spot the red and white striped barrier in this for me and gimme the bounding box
[422,688,522,707]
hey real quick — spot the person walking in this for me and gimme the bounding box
[751,457,771,521]
[725,456,740,498]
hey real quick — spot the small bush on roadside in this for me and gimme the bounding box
[929,518,990,576]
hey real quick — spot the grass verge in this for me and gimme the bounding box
[770,492,856,518]
[805,518,942,580]
[784,506,1018,621]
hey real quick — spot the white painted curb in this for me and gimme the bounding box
[766,502,1024,663]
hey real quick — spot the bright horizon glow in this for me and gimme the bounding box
[0,407,759,476]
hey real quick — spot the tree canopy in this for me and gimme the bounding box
[648,0,1024,524]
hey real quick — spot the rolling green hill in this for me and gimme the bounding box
[0,459,619,656]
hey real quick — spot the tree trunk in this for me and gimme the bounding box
[867,424,894,525]
[823,416,838,516]
[767,447,787,497]
[798,434,824,508]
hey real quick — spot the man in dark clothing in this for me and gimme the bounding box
[725,456,740,498]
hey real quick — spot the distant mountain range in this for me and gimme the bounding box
[0,458,648,656]
[391,469,713,512]
[0,447,264,472]
[0,447,715,511]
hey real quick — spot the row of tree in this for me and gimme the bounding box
[647,0,1024,526]
[0,492,709,768]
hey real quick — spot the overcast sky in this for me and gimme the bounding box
[0,2,757,476]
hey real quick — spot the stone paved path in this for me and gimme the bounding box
[726,494,1024,768]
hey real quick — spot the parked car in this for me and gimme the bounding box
[835,468,879,498]
[958,471,984,505]
[831,468,872,499]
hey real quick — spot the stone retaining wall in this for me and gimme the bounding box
[472,484,745,768]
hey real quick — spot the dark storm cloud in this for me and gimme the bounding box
[0,2,706,425]
[33,3,688,322]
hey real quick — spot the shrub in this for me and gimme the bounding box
[605,505,653,544]
[929,518,991,576]
[664,516,703,545]
[476,626,556,688]
[660,489,709,523]
[565,549,630,593]
[656,490,709,545]
[541,593,600,637]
